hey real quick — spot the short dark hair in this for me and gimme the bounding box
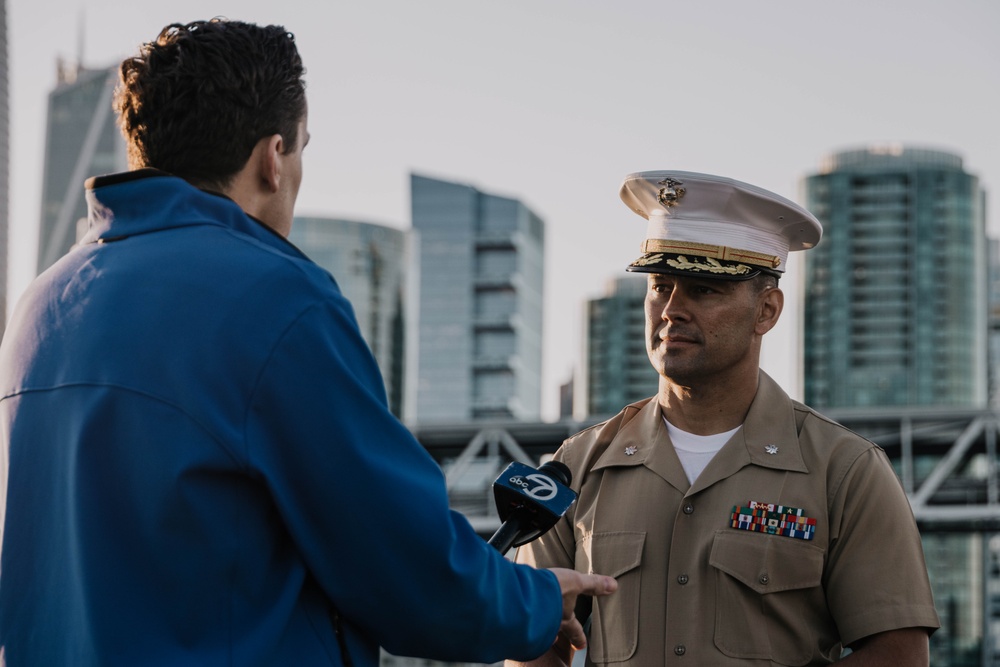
[115,19,306,190]
[751,272,780,293]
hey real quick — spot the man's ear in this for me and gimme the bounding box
[256,133,284,194]
[754,285,784,336]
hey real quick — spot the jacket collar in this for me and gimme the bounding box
[591,371,807,495]
[81,169,308,261]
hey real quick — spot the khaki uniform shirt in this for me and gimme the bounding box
[516,372,940,666]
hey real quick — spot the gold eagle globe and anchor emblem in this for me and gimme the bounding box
[656,177,686,208]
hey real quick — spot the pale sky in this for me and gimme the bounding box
[7,0,1000,420]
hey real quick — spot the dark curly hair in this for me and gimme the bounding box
[115,19,306,189]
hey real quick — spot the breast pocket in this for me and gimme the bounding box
[709,530,827,666]
[575,531,645,664]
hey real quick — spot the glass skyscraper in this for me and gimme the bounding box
[803,146,988,409]
[410,173,544,423]
[37,63,126,274]
[289,216,414,419]
[580,275,658,419]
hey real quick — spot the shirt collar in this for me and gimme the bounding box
[591,398,690,493]
[589,371,808,495]
[741,371,808,473]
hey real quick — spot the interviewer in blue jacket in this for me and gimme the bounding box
[0,19,615,667]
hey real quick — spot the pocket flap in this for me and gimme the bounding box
[577,531,645,578]
[710,530,823,594]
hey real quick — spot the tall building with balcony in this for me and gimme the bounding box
[803,146,988,409]
[289,216,414,419]
[38,62,126,274]
[579,275,658,419]
[410,174,544,423]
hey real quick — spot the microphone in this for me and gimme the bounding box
[487,460,576,555]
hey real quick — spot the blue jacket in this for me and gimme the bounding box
[0,171,560,666]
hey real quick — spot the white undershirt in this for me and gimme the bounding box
[664,417,742,484]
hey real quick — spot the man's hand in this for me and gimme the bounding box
[505,569,616,667]
[548,568,617,650]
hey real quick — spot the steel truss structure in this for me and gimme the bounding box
[414,407,1000,533]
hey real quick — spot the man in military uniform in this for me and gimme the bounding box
[510,171,940,665]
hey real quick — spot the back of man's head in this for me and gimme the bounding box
[115,19,306,191]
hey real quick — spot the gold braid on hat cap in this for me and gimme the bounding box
[640,239,782,269]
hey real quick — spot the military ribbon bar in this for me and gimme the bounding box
[729,500,816,541]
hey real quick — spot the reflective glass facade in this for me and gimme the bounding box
[289,216,413,419]
[582,275,658,418]
[803,147,988,409]
[411,174,543,423]
[38,64,126,274]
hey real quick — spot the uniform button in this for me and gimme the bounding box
[674,645,686,656]
[759,573,770,585]
[677,574,689,585]
[682,502,695,515]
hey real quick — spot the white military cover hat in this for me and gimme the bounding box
[620,171,822,280]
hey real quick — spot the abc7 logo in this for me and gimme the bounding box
[507,473,558,501]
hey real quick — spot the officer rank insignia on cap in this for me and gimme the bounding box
[620,171,823,281]
[730,500,816,541]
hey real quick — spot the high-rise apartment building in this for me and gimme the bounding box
[579,275,658,419]
[410,173,544,423]
[37,63,126,274]
[289,216,414,419]
[803,146,988,409]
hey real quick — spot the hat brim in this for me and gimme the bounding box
[625,252,779,281]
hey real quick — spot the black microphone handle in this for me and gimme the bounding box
[486,512,525,554]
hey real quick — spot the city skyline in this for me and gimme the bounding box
[6,0,999,419]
